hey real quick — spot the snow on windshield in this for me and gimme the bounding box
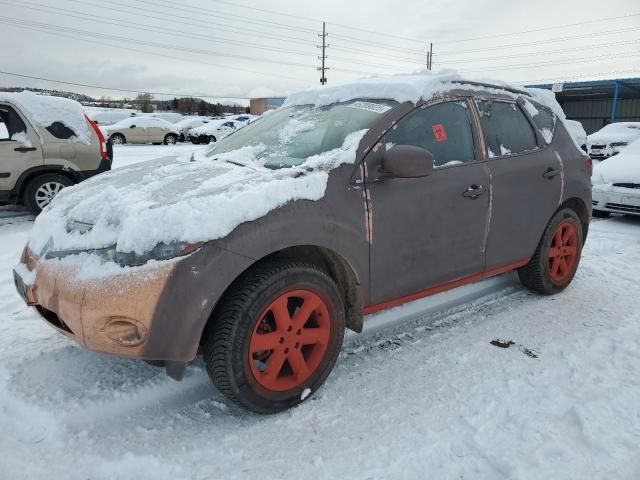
[27,130,368,263]
[0,91,91,144]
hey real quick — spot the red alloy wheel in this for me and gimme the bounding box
[548,220,579,283]
[248,289,331,392]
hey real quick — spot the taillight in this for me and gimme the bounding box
[583,155,593,175]
[85,114,107,159]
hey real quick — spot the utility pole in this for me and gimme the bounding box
[426,43,433,70]
[317,22,329,85]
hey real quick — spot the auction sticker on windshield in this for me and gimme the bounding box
[347,101,392,113]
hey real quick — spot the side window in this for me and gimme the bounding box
[46,121,76,140]
[524,100,556,144]
[0,105,27,141]
[386,101,476,167]
[476,100,537,157]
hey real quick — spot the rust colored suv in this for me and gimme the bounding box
[14,76,592,413]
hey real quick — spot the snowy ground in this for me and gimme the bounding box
[1,145,639,479]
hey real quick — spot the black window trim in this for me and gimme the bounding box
[0,102,31,142]
[472,96,545,161]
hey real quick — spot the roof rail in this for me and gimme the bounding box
[451,80,531,96]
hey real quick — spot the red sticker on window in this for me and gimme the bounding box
[432,123,447,142]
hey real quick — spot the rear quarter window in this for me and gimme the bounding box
[46,121,76,140]
[476,100,538,157]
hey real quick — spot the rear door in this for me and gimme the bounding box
[476,98,562,269]
[146,119,167,143]
[367,98,491,306]
[0,103,43,191]
[126,118,148,143]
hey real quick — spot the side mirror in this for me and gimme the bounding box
[130,125,136,129]
[381,145,434,178]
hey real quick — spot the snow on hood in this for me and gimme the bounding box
[0,91,91,144]
[190,120,228,135]
[588,122,640,145]
[592,137,640,185]
[28,130,367,256]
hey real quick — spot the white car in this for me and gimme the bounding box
[564,120,587,151]
[173,117,211,142]
[592,137,640,217]
[187,119,241,144]
[102,116,180,145]
[587,122,640,160]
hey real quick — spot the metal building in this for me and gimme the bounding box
[527,77,640,134]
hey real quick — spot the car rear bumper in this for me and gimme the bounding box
[592,186,640,215]
[13,247,182,361]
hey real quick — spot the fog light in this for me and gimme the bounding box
[102,318,147,346]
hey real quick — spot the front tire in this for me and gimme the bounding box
[202,260,345,413]
[207,135,216,144]
[23,173,73,215]
[110,133,125,145]
[164,133,178,145]
[518,208,583,295]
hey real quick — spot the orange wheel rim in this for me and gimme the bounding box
[248,289,331,392]
[548,221,579,283]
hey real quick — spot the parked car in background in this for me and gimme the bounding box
[565,120,587,151]
[592,137,640,217]
[14,74,591,413]
[86,110,133,126]
[0,91,111,214]
[103,116,180,145]
[587,122,640,159]
[187,119,240,144]
[173,117,210,142]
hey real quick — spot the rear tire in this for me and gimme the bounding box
[202,260,345,413]
[110,133,126,145]
[164,133,178,145]
[207,135,216,144]
[518,208,583,295]
[23,173,73,215]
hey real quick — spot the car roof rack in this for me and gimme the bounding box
[451,80,531,96]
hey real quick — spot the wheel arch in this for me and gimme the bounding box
[560,197,589,244]
[13,166,78,201]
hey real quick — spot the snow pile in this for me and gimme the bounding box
[592,137,640,185]
[27,130,367,259]
[0,91,91,144]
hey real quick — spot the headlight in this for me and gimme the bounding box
[44,241,203,266]
[610,142,628,147]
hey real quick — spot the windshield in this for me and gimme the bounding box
[207,100,395,168]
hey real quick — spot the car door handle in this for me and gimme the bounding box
[542,168,560,179]
[462,185,486,199]
[14,147,37,152]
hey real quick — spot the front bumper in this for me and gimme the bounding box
[13,247,178,360]
[592,186,640,215]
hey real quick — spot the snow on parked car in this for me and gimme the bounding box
[85,109,133,126]
[587,122,640,159]
[564,119,587,151]
[187,119,241,144]
[173,117,211,142]
[14,71,590,413]
[592,137,640,217]
[102,116,180,145]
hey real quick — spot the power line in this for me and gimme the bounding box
[0,0,315,58]
[0,70,252,99]
[1,22,309,83]
[0,16,316,69]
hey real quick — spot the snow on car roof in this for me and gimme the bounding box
[283,70,564,122]
[0,90,91,144]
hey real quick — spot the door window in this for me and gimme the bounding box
[475,100,537,157]
[0,105,27,141]
[386,101,476,167]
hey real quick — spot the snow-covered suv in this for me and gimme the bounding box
[0,91,111,214]
[14,73,592,413]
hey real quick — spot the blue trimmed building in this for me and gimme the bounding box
[526,77,640,134]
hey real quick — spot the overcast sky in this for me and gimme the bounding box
[1,0,639,104]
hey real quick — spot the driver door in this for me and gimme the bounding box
[0,104,43,191]
[366,98,491,307]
